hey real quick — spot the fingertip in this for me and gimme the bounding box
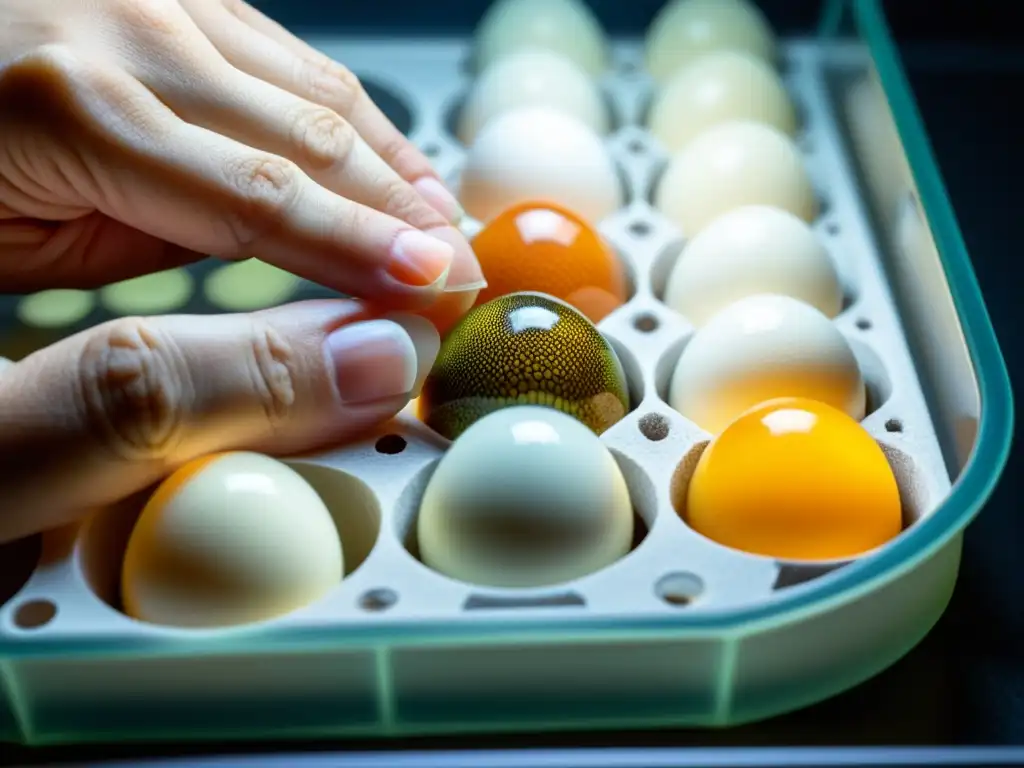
[384,313,441,396]
[423,226,487,294]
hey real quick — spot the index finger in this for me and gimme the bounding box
[3,47,460,310]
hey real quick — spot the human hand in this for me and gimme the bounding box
[0,0,483,542]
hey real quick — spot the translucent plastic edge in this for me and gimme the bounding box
[0,0,1013,662]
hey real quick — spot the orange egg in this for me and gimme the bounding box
[685,397,902,561]
[471,201,629,323]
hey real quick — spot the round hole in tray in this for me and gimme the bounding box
[655,572,704,607]
[632,312,659,333]
[856,317,872,331]
[358,76,415,137]
[627,137,647,156]
[638,412,670,442]
[375,434,408,455]
[0,534,41,611]
[825,220,841,236]
[421,142,442,159]
[885,418,904,434]
[628,219,653,239]
[396,446,656,589]
[359,588,398,613]
[13,598,56,630]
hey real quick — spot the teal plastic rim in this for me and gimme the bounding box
[0,0,1014,660]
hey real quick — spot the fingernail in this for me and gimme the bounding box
[423,226,488,293]
[414,177,464,225]
[326,319,418,405]
[388,230,454,289]
[385,313,441,397]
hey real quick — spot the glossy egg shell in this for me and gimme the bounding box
[418,405,634,588]
[121,452,343,628]
[471,201,629,323]
[419,292,630,441]
[685,397,902,560]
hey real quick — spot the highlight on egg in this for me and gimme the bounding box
[668,293,865,435]
[458,107,623,225]
[417,405,634,588]
[684,397,903,561]
[419,291,630,441]
[654,120,818,237]
[470,200,629,323]
[662,205,842,327]
[121,452,343,628]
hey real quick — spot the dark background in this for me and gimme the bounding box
[6,0,1024,762]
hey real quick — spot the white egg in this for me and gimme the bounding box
[474,0,608,77]
[663,205,842,327]
[654,121,818,237]
[458,50,609,146]
[668,294,865,434]
[459,107,622,225]
[417,406,634,588]
[121,452,343,628]
[646,0,777,84]
[648,51,796,153]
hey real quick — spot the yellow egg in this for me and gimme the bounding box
[121,452,343,628]
[685,398,902,561]
[418,406,634,587]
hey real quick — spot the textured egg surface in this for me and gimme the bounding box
[420,292,629,441]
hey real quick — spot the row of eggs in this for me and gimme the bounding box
[459,0,813,235]
[120,289,900,630]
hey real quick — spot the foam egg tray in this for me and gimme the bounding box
[0,16,1014,747]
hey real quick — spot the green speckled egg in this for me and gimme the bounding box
[420,292,629,441]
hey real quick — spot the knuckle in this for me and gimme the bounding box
[222,155,302,250]
[290,106,356,173]
[114,0,180,36]
[382,178,436,228]
[244,318,298,429]
[303,58,363,117]
[0,44,81,111]
[78,317,190,462]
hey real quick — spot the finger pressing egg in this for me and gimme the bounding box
[654,121,817,237]
[663,205,842,326]
[648,52,796,154]
[459,107,622,225]
[458,50,608,146]
[685,397,902,560]
[418,405,634,587]
[474,0,608,77]
[668,294,865,434]
[646,0,777,84]
[420,292,630,441]
[121,452,343,628]
[471,201,629,323]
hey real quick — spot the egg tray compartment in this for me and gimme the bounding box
[0,36,987,746]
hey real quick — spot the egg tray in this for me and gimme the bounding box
[0,33,1010,747]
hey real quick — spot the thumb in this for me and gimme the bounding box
[0,300,438,543]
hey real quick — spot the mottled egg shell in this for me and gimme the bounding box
[459,107,623,225]
[655,121,818,237]
[645,0,777,84]
[121,452,343,628]
[418,405,634,588]
[668,294,865,434]
[419,292,630,441]
[458,49,608,146]
[663,205,842,326]
[474,0,608,77]
[648,51,796,153]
